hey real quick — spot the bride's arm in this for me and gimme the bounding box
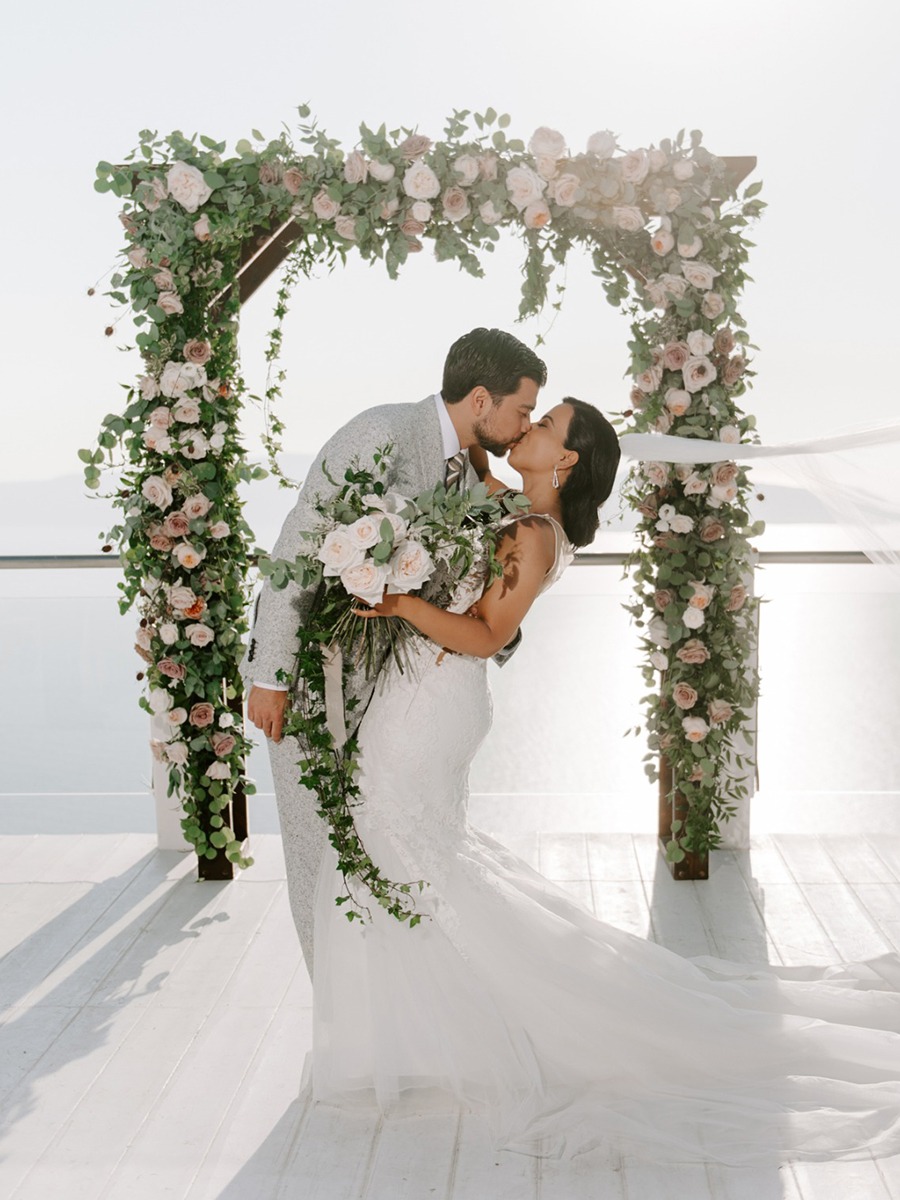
[355,518,555,658]
[467,445,514,496]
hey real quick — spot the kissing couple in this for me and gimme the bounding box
[240,327,900,1165]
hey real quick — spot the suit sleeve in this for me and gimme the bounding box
[239,411,396,692]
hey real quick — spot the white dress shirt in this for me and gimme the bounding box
[253,393,460,692]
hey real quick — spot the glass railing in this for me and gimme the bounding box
[2,553,898,836]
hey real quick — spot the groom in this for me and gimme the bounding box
[240,327,547,976]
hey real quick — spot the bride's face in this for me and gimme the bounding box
[507,403,575,475]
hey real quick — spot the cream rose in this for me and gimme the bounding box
[173,398,201,424]
[650,651,669,671]
[587,130,617,159]
[534,155,559,182]
[165,741,189,765]
[148,406,172,429]
[334,215,358,240]
[708,699,734,725]
[318,529,366,577]
[620,149,650,184]
[670,514,694,534]
[505,166,545,212]
[127,246,150,269]
[159,622,179,645]
[678,235,703,259]
[368,159,396,183]
[166,707,187,726]
[664,388,691,417]
[528,126,567,159]
[160,360,207,398]
[168,585,197,610]
[682,607,706,630]
[479,200,504,226]
[672,159,695,181]
[312,189,340,220]
[660,274,688,300]
[174,543,205,569]
[648,615,672,649]
[205,761,231,780]
[635,363,663,394]
[380,197,400,220]
[682,716,710,743]
[681,261,719,291]
[524,201,551,230]
[193,214,211,241]
[148,687,173,714]
[701,291,725,319]
[343,150,368,184]
[166,161,212,213]
[651,229,674,256]
[182,494,211,520]
[676,639,710,664]
[548,173,579,208]
[411,200,432,222]
[443,186,471,222]
[207,521,230,539]
[341,560,391,607]
[682,355,717,394]
[387,539,435,594]
[179,431,209,460]
[157,291,184,316]
[719,425,741,444]
[612,205,644,232]
[139,375,160,401]
[663,187,683,213]
[218,712,235,728]
[347,514,383,549]
[185,623,215,647]
[402,162,441,200]
[142,475,173,510]
[643,461,669,487]
[453,154,480,186]
[687,330,714,356]
[688,581,716,608]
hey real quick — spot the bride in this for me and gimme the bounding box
[302,397,900,1166]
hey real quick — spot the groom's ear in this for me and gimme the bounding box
[469,385,492,415]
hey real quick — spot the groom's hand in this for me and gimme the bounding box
[247,686,289,743]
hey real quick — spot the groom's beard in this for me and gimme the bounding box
[473,422,521,458]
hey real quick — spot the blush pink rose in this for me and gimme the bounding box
[185,623,215,647]
[672,682,699,710]
[283,167,304,195]
[726,584,748,612]
[157,658,186,680]
[150,533,174,552]
[700,517,726,542]
[662,341,690,371]
[211,731,236,757]
[676,639,710,664]
[708,699,734,724]
[163,512,191,537]
[189,702,215,728]
[654,588,675,611]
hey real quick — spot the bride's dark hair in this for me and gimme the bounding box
[558,398,621,548]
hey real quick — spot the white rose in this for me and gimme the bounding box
[670,514,694,534]
[148,687,173,713]
[369,159,396,182]
[148,406,172,429]
[663,187,683,213]
[139,375,160,401]
[719,425,740,444]
[643,461,670,487]
[648,148,668,173]
[347,514,383,549]
[205,761,231,780]
[479,199,504,226]
[453,155,480,186]
[194,214,211,242]
[683,472,708,495]
[334,215,358,240]
[479,153,499,180]
[620,149,650,184]
[686,329,714,356]
[612,205,644,232]
[179,430,210,460]
[317,528,366,577]
[402,162,441,200]
[160,360,207,398]
[551,173,581,207]
[682,715,710,742]
[343,151,368,184]
[159,622,179,645]
[701,292,726,319]
[673,159,695,181]
[648,615,671,649]
[218,712,235,728]
[505,165,545,212]
[208,521,230,538]
[635,363,663,394]
[166,161,212,213]
[658,504,676,523]
[209,433,225,452]
[168,585,197,610]
[173,398,201,424]
[689,581,716,608]
[411,200,432,222]
[135,626,152,651]
[370,509,408,541]
[678,235,703,258]
[587,130,617,159]
[157,291,184,316]
[650,651,669,671]
[711,482,738,504]
[664,388,691,417]
[127,246,150,269]
[165,741,190,764]
[182,494,211,520]
[651,229,674,256]
[312,189,340,220]
[185,623,215,646]
[523,201,551,229]
[167,707,187,726]
[681,261,719,291]
[174,543,205,569]
[340,560,391,607]
[380,197,400,219]
[534,155,559,182]
[142,475,173,510]
[387,539,435,594]
[683,606,706,630]
[659,274,688,300]
[682,355,717,393]
[528,126,567,159]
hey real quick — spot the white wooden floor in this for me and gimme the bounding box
[1,830,899,1200]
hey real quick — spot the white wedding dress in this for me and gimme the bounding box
[302,514,900,1165]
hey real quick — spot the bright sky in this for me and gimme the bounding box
[3,0,898,493]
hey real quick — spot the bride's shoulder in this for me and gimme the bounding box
[497,513,559,569]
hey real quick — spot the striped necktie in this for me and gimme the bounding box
[444,450,467,492]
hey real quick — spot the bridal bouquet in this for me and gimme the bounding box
[259,447,529,926]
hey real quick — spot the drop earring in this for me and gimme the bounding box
[552,464,560,489]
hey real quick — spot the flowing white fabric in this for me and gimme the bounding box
[301,514,900,1165]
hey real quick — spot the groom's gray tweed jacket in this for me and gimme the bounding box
[238,395,519,978]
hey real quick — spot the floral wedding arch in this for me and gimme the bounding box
[85,106,765,879]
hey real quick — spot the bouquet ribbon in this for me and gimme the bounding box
[322,643,347,749]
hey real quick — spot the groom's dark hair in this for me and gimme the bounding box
[442,328,547,404]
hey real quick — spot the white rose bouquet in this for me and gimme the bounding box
[257,446,529,926]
